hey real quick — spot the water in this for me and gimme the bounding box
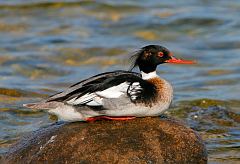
[0,0,239,163]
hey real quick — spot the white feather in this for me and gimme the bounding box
[86,101,101,106]
[128,82,143,100]
[95,82,129,98]
[67,93,97,105]
[131,95,137,100]
[141,71,158,80]
[66,82,130,106]
[86,97,103,106]
[49,106,84,121]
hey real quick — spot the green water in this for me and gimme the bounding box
[0,1,239,163]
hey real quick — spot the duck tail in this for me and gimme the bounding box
[23,101,64,110]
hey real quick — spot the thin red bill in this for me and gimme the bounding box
[165,57,196,64]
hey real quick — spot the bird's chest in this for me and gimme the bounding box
[147,78,173,103]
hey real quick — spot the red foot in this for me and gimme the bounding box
[86,116,136,122]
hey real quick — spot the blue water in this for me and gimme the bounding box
[0,1,239,163]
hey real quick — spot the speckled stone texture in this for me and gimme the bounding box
[2,117,207,164]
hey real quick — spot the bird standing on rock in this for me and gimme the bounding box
[24,45,195,122]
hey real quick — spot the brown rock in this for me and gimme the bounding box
[2,117,207,164]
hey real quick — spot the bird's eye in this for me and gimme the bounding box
[158,52,164,57]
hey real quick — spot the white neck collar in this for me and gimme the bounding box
[141,71,158,80]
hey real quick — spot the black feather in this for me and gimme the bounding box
[46,70,158,106]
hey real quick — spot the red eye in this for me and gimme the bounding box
[158,52,164,57]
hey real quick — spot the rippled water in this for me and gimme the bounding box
[0,0,239,163]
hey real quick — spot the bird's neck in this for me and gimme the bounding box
[141,71,159,80]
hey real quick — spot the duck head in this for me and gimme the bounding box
[131,45,196,73]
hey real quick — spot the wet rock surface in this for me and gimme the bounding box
[2,117,207,164]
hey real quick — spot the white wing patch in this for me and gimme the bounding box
[67,93,96,105]
[128,82,143,101]
[66,82,130,106]
[86,97,103,106]
[96,82,129,98]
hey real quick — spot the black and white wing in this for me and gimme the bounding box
[46,70,156,107]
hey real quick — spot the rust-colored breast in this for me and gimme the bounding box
[147,77,172,102]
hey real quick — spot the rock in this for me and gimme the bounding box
[2,117,207,164]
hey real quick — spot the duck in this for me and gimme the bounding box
[24,45,195,122]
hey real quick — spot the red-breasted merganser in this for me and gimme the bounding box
[24,45,195,122]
